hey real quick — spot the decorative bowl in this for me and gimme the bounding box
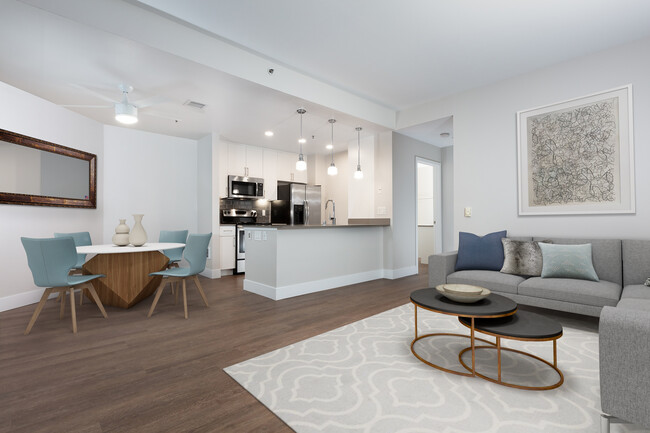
[439,284,483,295]
[435,284,491,303]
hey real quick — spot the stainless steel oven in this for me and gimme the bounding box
[235,224,246,274]
[228,175,264,199]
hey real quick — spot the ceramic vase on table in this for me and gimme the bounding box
[112,219,130,246]
[129,214,148,246]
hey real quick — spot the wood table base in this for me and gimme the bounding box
[82,251,169,308]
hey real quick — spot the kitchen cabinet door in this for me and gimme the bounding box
[277,151,300,183]
[219,233,236,270]
[245,146,264,178]
[227,142,247,176]
[263,149,278,200]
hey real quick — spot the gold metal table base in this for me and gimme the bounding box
[411,303,563,391]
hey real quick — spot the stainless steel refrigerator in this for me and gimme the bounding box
[272,183,321,225]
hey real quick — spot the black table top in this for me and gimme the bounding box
[410,288,517,318]
[459,310,563,339]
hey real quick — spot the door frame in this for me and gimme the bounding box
[415,157,442,266]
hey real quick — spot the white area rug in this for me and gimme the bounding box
[225,304,648,433]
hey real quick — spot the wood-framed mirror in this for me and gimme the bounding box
[0,128,97,208]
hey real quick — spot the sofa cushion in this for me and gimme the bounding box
[455,230,507,272]
[620,284,650,300]
[539,243,599,281]
[501,239,545,277]
[519,277,620,307]
[616,298,650,313]
[533,237,622,285]
[622,240,650,286]
[447,270,524,295]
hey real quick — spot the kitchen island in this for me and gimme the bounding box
[243,221,389,300]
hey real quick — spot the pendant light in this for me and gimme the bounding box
[327,119,338,176]
[296,108,307,171]
[354,126,363,179]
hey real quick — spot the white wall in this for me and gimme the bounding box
[441,146,454,251]
[314,151,349,225]
[0,81,104,310]
[103,126,198,245]
[398,37,650,245]
[386,132,442,275]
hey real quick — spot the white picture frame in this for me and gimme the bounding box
[517,85,635,216]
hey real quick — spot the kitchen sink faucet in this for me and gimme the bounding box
[325,199,336,225]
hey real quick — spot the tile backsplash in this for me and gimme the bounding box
[219,198,271,224]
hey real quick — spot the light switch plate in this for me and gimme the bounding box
[254,231,261,241]
[464,207,472,217]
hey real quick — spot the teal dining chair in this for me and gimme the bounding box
[147,233,212,319]
[21,237,108,334]
[159,230,188,268]
[54,231,92,305]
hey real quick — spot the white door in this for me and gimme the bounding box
[416,158,442,265]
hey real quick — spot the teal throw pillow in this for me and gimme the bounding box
[539,243,599,281]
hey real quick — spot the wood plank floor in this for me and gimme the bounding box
[0,266,431,433]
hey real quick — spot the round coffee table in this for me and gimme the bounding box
[410,288,517,377]
[458,311,564,390]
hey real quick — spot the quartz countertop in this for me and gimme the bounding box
[245,219,390,230]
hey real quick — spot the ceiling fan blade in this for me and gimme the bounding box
[132,95,170,108]
[141,110,182,122]
[69,83,118,104]
[61,104,113,108]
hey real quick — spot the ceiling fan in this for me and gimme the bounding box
[63,83,173,125]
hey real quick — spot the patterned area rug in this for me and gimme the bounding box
[225,304,648,433]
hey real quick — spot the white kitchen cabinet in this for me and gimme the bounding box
[277,151,307,183]
[263,149,278,200]
[228,142,263,178]
[219,225,236,270]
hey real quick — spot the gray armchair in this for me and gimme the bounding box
[599,306,650,432]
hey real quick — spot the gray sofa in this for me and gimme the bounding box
[428,236,650,431]
[429,236,623,317]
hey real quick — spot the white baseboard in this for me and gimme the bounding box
[382,266,418,279]
[244,269,385,301]
[0,288,57,313]
[200,268,221,279]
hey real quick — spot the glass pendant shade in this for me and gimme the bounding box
[296,155,307,171]
[354,166,363,179]
[327,162,338,176]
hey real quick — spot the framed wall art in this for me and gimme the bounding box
[517,85,634,215]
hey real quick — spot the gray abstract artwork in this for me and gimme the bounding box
[527,97,620,206]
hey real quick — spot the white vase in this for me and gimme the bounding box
[112,218,130,246]
[129,214,147,247]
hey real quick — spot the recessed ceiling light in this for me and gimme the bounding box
[440,132,450,138]
[298,138,306,144]
[264,131,274,137]
[326,144,333,150]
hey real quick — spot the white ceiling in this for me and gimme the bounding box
[136,0,650,110]
[3,0,650,150]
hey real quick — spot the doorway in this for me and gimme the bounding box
[416,158,442,265]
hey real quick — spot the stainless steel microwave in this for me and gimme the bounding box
[228,175,264,199]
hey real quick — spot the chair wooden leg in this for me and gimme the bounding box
[147,280,168,318]
[193,275,209,307]
[69,289,77,333]
[182,279,188,319]
[25,288,53,335]
[55,292,62,303]
[59,290,67,319]
[86,284,107,318]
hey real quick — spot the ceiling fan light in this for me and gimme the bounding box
[115,103,138,124]
[327,162,337,176]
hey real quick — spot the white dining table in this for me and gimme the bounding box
[76,242,186,308]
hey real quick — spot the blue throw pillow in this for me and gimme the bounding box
[539,243,599,281]
[455,230,507,271]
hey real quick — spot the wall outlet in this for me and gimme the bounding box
[377,206,387,215]
[262,209,266,216]
[464,207,472,217]
[262,231,267,241]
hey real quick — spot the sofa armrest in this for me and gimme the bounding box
[599,306,650,428]
[428,251,458,288]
